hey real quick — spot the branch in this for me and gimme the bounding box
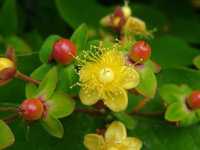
[132,97,150,113]
[15,71,40,85]
[3,113,19,124]
[0,107,17,112]
[75,108,105,116]
[130,111,164,117]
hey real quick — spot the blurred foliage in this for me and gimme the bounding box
[0,0,200,149]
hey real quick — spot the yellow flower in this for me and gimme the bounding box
[122,17,149,36]
[79,46,139,112]
[0,58,15,72]
[84,121,142,150]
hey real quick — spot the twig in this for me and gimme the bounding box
[75,108,105,116]
[130,111,164,117]
[15,71,40,85]
[3,113,19,124]
[0,107,17,112]
[132,97,150,113]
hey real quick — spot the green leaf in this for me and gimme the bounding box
[0,53,40,104]
[158,67,200,89]
[47,91,75,119]
[152,36,199,69]
[131,4,167,32]
[144,60,161,74]
[0,120,15,149]
[165,102,189,122]
[119,40,133,52]
[41,115,64,138]
[130,116,200,150]
[4,35,32,54]
[113,112,137,130]
[39,35,61,63]
[25,64,52,98]
[180,112,200,127]
[7,112,200,150]
[70,24,88,54]
[0,0,17,35]
[136,65,157,98]
[55,0,111,29]
[57,64,79,94]
[159,84,192,105]
[193,55,200,70]
[152,0,200,43]
[170,18,200,44]
[24,30,43,52]
[36,66,58,100]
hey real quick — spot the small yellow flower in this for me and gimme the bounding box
[79,46,139,112]
[84,121,142,150]
[0,58,15,72]
[122,17,149,36]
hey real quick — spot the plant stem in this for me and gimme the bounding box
[132,97,150,113]
[3,113,19,124]
[130,111,164,117]
[75,108,105,116]
[75,107,164,117]
[0,107,17,112]
[15,71,40,85]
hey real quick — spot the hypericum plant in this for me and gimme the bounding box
[0,2,199,150]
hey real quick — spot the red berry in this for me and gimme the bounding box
[187,91,200,110]
[129,41,151,63]
[52,38,77,65]
[20,98,44,121]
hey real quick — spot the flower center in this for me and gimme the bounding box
[99,68,114,83]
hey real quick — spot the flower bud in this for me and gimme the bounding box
[0,58,15,71]
[123,17,148,35]
[0,58,16,80]
[122,5,132,18]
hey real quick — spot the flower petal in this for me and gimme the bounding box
[121,137,142,150]
[105,121,127,143]
[104,89,128,112]
[122,66,140,89]
[79,88,100,105]
[84,134,104,150]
